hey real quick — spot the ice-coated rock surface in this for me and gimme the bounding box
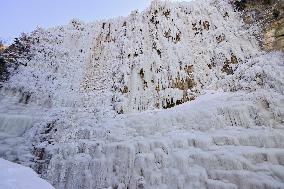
[42,91,284,189]
[0,0,283,189]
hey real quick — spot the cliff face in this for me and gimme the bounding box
[1,0,282,113]
[2,0,261,113]
[238,0,284,51]
[0,0,284,189]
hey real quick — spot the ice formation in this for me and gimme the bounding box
[0,0,283,189]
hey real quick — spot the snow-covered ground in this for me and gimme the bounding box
[0,0,283,188]
[0,158,54,189]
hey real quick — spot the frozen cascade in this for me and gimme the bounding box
[0,0,283,189]
[0,94,49,165]
[44,91,284,189]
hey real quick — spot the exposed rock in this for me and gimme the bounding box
[216,33,226,43]
[0,34,35,85]
[221,54,238,75]
[237,0,284,51]
[0,43,5,54]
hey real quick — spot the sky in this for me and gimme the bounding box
[0,0,154,43]
[0,0,190,44]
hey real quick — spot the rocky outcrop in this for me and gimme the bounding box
[0,43,5,53]
[0,34,34,85]
[0,42,6,83]
[236,0,284,51]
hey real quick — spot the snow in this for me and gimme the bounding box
[0,158,55,189]
[0,0,283,188]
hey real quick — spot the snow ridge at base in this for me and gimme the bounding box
[0,158,55,189]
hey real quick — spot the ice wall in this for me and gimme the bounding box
[44,91,284,189]
[3,0,261,114]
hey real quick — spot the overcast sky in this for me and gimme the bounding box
[0,0,191,43]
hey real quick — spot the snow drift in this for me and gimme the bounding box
[0,158,54,189]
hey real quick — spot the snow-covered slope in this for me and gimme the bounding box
[0,158,55,189]
[0,0,283,189]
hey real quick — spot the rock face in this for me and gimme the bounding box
[0,35,33,85]
[0,43,5,53]
[0,0,283,189]
[239,0,284,51]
